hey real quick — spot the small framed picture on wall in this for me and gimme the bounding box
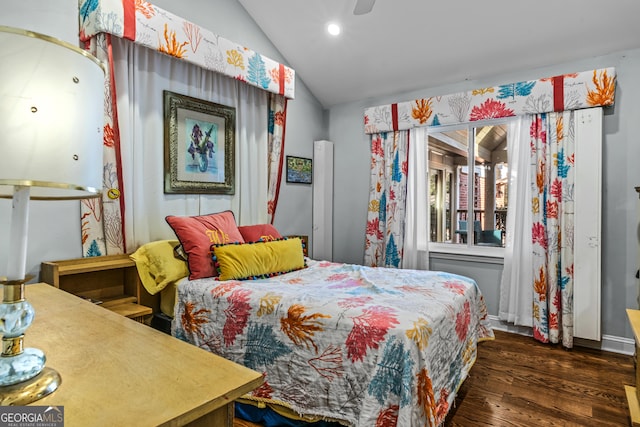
[286,156,312,184]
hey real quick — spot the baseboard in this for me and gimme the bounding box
[488,315,635,356]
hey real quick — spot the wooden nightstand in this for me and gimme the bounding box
[41,254,153,322]
[22,283,263,426]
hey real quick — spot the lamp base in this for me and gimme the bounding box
[0,366,61,405]
[0,346,46,386]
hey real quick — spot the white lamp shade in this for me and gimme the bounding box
[0,26,105,199]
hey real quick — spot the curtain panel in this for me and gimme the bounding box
[500,112,583,348]
[402,127,429,270]
[529,112,576,348]
[364,131,409,268]
[78,0,293,255]
[81,34,124,256]
[498,117,534,327]
[267,95,287,224]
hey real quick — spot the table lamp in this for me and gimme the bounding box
[0,26,105,405]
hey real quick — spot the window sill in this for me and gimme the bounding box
[427,243,505,264]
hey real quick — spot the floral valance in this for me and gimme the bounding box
[79,0,295,99]
[364,67,615,134]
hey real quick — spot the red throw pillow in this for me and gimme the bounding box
[238,224,283,243]
[166,210,244,280]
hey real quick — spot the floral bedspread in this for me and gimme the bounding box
[172,260,493,426]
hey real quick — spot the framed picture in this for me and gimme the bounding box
[286,156,312,184]
[163,90,235,194]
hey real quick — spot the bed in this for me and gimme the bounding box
[131,214,494,426]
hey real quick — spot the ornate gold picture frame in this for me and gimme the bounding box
[163,90,235,194]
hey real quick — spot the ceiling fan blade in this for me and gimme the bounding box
[353,0,376,15]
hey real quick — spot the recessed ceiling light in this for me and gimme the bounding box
[327,22,341,36]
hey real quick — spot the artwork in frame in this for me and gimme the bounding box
[286,156,312,184]
[163,90,235,194]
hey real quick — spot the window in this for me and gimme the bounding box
[427,120,510,250]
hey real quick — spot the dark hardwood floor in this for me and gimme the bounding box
[235,330,635,426]
[445,330,634,426]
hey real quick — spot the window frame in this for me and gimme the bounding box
[425,116,516,259]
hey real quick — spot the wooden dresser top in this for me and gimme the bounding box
[23,283,263,426]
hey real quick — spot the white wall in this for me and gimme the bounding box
[327,49,640,341]
[2,0,78,43]
[0,0,325,279]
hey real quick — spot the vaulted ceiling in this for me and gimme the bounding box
[238,0,640,108]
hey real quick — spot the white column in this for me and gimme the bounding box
[312,140,334,261]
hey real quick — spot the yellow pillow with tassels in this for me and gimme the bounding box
[211,238,306,281]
